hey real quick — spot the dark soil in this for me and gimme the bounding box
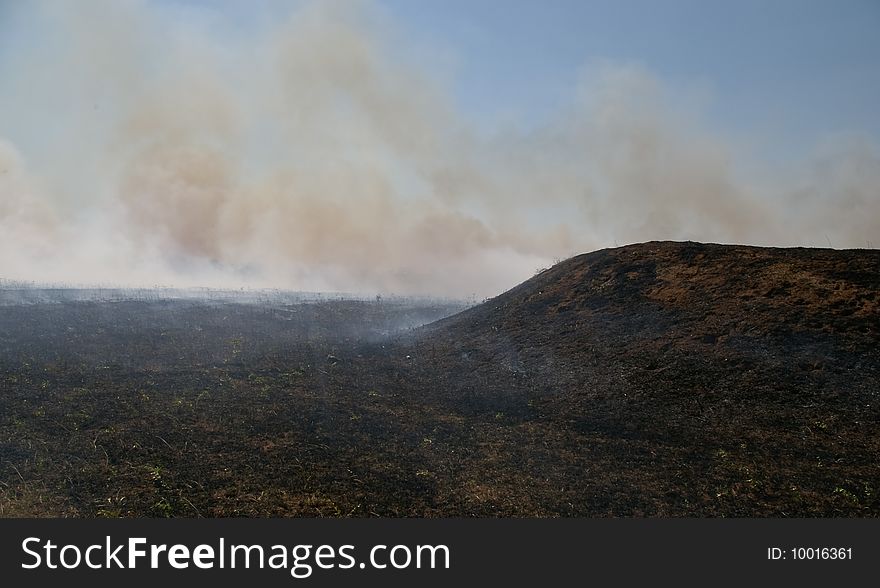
[1,241,878,517]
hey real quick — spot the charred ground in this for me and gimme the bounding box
[1,242,878,516]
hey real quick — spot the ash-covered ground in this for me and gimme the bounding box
[1,242,877,517]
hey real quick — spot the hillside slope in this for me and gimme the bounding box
[399,241,879,515]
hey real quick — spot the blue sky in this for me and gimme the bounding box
[4,0,877,166]
[382,0,880,155]
[157,0,880,159]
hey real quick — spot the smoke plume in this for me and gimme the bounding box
[1,0,877,297]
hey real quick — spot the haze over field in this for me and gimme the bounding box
[1,0,878,296]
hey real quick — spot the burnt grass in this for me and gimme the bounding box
[1,241,878,517]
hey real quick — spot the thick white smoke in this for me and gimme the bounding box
[0,0,877,297]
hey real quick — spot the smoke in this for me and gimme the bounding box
[1,0,877,297]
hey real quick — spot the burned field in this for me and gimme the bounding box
[1,242,878,517]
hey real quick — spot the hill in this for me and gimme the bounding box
[397,241,879,515]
